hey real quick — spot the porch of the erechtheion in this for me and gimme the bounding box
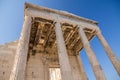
[8,3,120,80]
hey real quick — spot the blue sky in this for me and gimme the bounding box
[0,0,120,80]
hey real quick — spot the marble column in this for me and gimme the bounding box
[77,54,87,80]
[55,21,73,80]
[96,29,120,76]
[9,16,32,80]
[78,27,106,80]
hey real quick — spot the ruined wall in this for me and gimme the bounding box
[25,53,49,80]
[0,41,18,80]
[0,41,84,80]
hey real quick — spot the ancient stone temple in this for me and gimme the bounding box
[0,3,120,80]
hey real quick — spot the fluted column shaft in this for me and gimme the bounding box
[78,27,106,80]
[77,54,87,80]
[9,16,32,80]
[96,30,120,76]
[55,21,73,80]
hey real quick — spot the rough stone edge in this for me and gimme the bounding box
[0,40,19,47]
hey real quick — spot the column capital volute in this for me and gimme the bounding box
[95,27,102,35]
[53,14,61,22]
[54,21,64,27]
[23,15,33,23]
[78,25,84,28]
